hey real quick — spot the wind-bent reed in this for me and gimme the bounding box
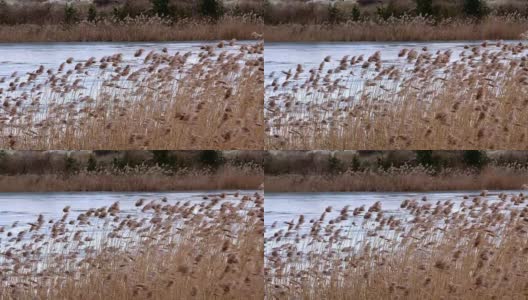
[266,191,528,299]
[1,192,264,299]
[0,40,263,150]
[266,41,528,149]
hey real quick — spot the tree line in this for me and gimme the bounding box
[265,0,525,25]
[0,150,263,175]
[263,150,526,175]
[68,0,224,24]
[0,0,262,25]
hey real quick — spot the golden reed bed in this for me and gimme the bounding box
[0,192,264,299]
[0,40,263,150]
[266,41,528,150]
[266,192,528,299]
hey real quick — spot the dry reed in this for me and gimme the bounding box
[266,191,528,299]
[266,41,528,149]
[0,40,264,150]
[0,191,264,299]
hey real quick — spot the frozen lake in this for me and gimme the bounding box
[0,190,261,275]
[0,41,249,78]
[0,40,255,101]
[264,40,527,95]
[265,190,525,237]
[0,190,256,238]
[265,40,523,78]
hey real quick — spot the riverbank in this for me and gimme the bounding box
[265,16,528,42]
[0,16,262,42]
[0,167,263,192]
[265,167,528,192]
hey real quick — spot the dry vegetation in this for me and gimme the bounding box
[266,191,528,299]
[0,40,263,150]
[265,15,528,41]
[0,15,263,42]
[266,164,528,192]
[0,0,263,41]
[264,0,528,41]
[0,164,263,192]
[266,41,528,150]
[0,192,264,299]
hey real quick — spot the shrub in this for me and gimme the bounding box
[328,155,344,174]
[463,150,488,169]
[351,5,361,21]
[357,0,378,5]
[199,150,224,169]
[416,150,435,166]
[87,5,97,22]
[112,6,126,20]
[151,0,171,17]
[376,0,409,20]
[199,0,223,20]
[349,155,361,171]
[87,155,97,172]
[415,0,433,16]
[64,4,78,24]
[463,0,487,19]
[65,156,78,174]
[151,150,178,170]
[94,0,113,6]
[0,0,9,24]
[327,4,340,23]
[112,156,131,170]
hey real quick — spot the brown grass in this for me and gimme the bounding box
[0,164,263,192]
[265,191,528,299]
[265,16,528,41]
[0,15,263,42]
[0,40,263,150]
[266,41,528,150]
[265,165,528,192]
[1,192,264,299]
